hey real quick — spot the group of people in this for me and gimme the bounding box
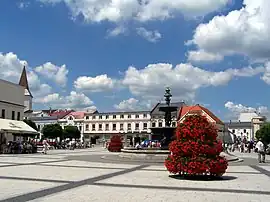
[224,138,268,163]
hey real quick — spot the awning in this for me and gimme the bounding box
[0,118,38,134]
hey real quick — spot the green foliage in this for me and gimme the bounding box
[23,119,38,131]
[256,123,270,144]
[42,124,63,139]
[63,125,81,140]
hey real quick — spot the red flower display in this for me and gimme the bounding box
[108,135,123,152]
[165,115,228,177]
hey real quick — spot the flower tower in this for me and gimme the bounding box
[108,135,123,152]
[165,115,228,177]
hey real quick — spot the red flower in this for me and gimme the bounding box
[165,115,228,176]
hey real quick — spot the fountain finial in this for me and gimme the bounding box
[164,87,172,106]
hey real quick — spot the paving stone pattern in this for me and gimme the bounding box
[0,147,269,202]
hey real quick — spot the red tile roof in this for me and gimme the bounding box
[68,111,85,119]
[49,110,73,119]
[178,104,224,125]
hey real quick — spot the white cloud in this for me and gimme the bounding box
[107,26,127,37]
[0,52,52,98]
[74,74,116,92]
[136,27,161,43]
[35,91,95,109]
[225,101,269,120]
[187,50,223,63]
[35,62,68,87]
[114,98,152,111]
[189,0,270,61]
[122,63,265,101]
[17,1,30,9]
[38,0,230,23]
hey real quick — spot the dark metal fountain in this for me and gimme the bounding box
[150,87,178,149]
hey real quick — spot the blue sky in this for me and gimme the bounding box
[0,0,270,120]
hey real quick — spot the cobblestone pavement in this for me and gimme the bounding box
[0,147,270,202]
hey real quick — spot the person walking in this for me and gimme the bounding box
[255,139,266,163]
[42,139,50,154]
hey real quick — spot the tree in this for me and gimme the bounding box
[42,124,63,139]
[23,119,38,131]
[165,115,228,177]
[63,126,81,140]
[256,123,270,144]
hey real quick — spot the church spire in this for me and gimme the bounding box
[19,66,33,98]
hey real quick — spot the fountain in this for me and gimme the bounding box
[119,87,178,161]
[150,87,177,149]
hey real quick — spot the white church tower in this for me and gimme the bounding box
[18,66,33,112]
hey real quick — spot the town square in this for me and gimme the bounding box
[1,0,270,201]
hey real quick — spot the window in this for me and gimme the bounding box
[143,114,147,118]
[244,129,246,133]
[120,123,124,130]
[86,116,89,120]
[143,123,147,129]
[152,122,156,127]
[69,116,72,120]
[79,126,82,131]
[113,115,116,119]
[120,114,124,119]
[172,122,176,127]
[232,129,235,133]
[92,116,96,119]
[128,114,131,118]
[86,124,89,131]
[1,109,5,119]
[105,124,109,131]
[135,123,139,130]
[37,125,40,131]
[17,112,20,120]
[106,115,109,119]
[128,123,131,130]
[113,124,116,130]
[92,124,96,131]
[99,116,102,120]
[135,114,139,118]
[12,111,15,120]
[99,124,102,131]
[158,122,162,127]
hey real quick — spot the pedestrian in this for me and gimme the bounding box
[42,139,49,154]
[255,139,266,163]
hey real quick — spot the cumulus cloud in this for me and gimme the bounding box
[136,27,161,43]
[122,63,265,101]
[0,52,52,98]
[189,0,270,62]
[38,0,230,23]
[74,74,117,92]
[34,91,95,109]
[114,98,152,111]
[187,50,224,63]
[225,101,269,120]
[35,62,69,87]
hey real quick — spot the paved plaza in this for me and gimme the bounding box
[0,147,270,202]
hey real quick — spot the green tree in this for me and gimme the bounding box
[23,119,38,131]
[42,124,63,139]
[256,123,270,144]
[63,125,81,140]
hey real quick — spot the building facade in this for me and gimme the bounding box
[58,111,86,142]
[225,112,266,141]
[0,67,37,146]
[83,111,151,145]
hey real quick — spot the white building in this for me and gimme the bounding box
[58,111,87,142]
[83,111,151,145]
[225,112,266,141]
[0,67,38,147]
